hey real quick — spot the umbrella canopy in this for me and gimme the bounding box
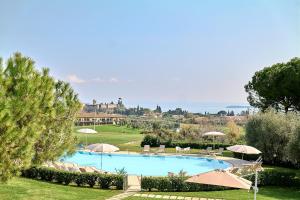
[86,143,119,152]
[186,170,252,190]
[227,145,261,155]
[77,128,97,134]
[203,131,226,136]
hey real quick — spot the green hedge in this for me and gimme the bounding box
[161,142,232,149]
[141,137,232,149]
[244,169,298,186]
[21,167,123,189]
[141,176,226,192]
[141,169,299,191]
[22,167,299,192]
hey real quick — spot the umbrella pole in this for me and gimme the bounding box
[254,170,258,200]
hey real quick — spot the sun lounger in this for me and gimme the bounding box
[156,145,165,153]
[203,146,212,155]
[175,146,183,153]
[183,147,191,153]
[143,145,150,153]
[212,147,224,156]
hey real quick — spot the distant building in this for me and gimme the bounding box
[83,98,124,113]
[75,112,126,126]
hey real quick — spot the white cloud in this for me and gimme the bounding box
[67,74,86,84]
[91,77,105,82]
[109,77,119,83]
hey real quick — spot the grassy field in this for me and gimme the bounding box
[74,125,237,154]
[125,186,300,200]
[0,177,120,200]
[1,177,299,200]
[75,125,144,151]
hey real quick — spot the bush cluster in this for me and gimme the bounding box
[21,167,123,189]
[141,176,229,192]
[141,169,299,191]
[244,170,298,186]
[141,135,232,149]
[22,167,299,192]
[246,110,300,168]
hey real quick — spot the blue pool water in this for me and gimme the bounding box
[62,152,231,176]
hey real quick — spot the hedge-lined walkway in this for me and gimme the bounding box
[132,193,224,200]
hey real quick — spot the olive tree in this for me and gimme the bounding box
[245,110,299,165]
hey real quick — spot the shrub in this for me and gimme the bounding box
[74,173,87,186]
[162,142,231,149]
[245,110,300,167]
[112,174,124,190]
[141,135,160,147]
[84,173,98,187]
[97,174,113,189]
[21,167,39,179]
[141,176,225,192]
[141,169,299,192]
[21,167,124,189]
[39,168,56,182]
[244,170,297,186]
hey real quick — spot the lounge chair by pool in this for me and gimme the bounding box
[143,145,150,153]
[156,145,165,153]
[175,146,183,153]
[183,147,191,153]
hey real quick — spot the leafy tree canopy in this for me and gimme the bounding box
[0,53,81,182]
[245,57,300,113]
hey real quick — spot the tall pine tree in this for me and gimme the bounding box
[0,53,81,182]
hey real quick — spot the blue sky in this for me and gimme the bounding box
[0,0,299,108]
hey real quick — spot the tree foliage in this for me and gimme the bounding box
[245,57,300,113]
[226,120,240,143]
[245,110,300,167]
[0,53,81,182]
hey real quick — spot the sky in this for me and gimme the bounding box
[0,0,299,109]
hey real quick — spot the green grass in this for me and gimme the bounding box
[0,177,120,200]
[125,186,300,200]
[75,125,144,151]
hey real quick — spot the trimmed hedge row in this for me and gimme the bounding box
[140,135,233,149]
[22,167,299,192]
[141,169,299,192]
[244,170,298,186]
[21,167,123,189]
[141,176,225,192]
[162,142,232,149]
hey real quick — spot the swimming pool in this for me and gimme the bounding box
[62,152,231,176]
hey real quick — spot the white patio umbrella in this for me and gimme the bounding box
[186,169,252,190]
[77,128,98,147]
[86,143,119,152]
[203,131,225,149]
[227,145,261,158]
[227,144,262,200]
[86,143,119,169]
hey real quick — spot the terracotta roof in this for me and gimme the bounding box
[77,112,125,118]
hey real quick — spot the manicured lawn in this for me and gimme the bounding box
[75,125,144,151]
[74,125,237,153]
[125,186,300,200]
[0,177,120,200]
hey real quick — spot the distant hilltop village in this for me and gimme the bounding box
[83,98,125,113]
